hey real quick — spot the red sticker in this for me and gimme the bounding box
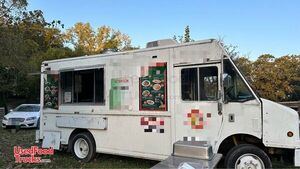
[160,121,164,125]
[191,109,199,114]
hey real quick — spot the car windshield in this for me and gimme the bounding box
[15,105,40,112]
[223,59,255,102]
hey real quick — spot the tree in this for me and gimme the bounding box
[0,0,68,107]
[65,22,133,55]
[184,25,191,43]
[173,25,194,43]
[251,55,300,101]
[233,55,300,102]
[217,37,239,59]
[234,56,253,82]
[0,0,28,25]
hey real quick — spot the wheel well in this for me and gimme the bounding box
[218,134,265,157]
[68,128,96,151]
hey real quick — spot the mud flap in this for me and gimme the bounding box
[42,131,61,150]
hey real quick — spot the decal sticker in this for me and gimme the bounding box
[183,136,201,141]
[139,62,167,111]
[140,117,164,133]
[109,78,131,110]
[44,74,59,109]
[184,109,211,129]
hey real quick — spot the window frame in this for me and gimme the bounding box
[180,64,220,102]
[59,67,106,105]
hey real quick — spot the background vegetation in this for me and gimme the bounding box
[0,0,299,111]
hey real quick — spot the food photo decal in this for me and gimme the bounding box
[139,62,167,111]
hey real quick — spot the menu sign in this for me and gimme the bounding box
[140,63,167,111]
[44,74,59,109]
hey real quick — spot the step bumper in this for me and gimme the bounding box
[151,154,222,169]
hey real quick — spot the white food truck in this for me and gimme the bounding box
[37,39,300,168]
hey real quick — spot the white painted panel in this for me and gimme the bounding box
[56,116,107,129]
[42,131,60,149]
[262,98,299,148]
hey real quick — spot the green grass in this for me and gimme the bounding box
[0,127,157,168]
[0,126,298,168]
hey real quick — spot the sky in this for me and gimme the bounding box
[28,0,300,59]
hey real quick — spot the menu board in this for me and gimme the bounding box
[109,78,130,110]
[140,63,167,111]
[44,74,59,109]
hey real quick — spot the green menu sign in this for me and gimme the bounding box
[140,63,167,111]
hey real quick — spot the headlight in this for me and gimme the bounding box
[3,116,7,120]
[26,117,37,121]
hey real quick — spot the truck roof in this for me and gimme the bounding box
[43,39,219,64]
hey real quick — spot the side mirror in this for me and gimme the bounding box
[9,109,13,112]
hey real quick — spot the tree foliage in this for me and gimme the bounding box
[0,1,136,107]
[173,25,194,43]
[217,37,239,59]
[184,25,191,43]
[235,55,300,101]
[65,22,132,55]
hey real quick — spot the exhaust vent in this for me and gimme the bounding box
[146,39,178,48]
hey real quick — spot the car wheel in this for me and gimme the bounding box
[71,132,96,162]
[225,144,272,169]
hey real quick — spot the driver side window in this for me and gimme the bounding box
[223,59,255,102]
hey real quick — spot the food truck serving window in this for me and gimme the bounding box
[61,68,104,104]
[181,66,218,101]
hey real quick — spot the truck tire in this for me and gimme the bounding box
[71,132,96,162]
[225,144,272,169]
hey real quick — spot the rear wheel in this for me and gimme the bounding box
[71,132,96,162]
[225,144,272,169]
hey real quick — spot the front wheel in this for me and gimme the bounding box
[225,144,272,169]
[71,132,96,162]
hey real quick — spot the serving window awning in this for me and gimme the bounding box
[29,64,105,75]
[28,70,59,75]
[59,64,104,72]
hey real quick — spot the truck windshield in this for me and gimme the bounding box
[223,59,255,102]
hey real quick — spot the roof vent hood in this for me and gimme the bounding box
[146,39,178,48]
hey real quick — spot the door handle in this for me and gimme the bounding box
[229,114,235,122]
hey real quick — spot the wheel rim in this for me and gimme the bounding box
[74,138,89,159]
[235,153,265,169]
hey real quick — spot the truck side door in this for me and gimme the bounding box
[174,63,223,146]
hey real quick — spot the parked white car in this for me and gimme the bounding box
[2,104,40,128]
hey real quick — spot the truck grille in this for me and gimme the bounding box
[10,118,25,123]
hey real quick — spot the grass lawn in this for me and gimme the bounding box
[0,126,157,168]
[0,126,298,168]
